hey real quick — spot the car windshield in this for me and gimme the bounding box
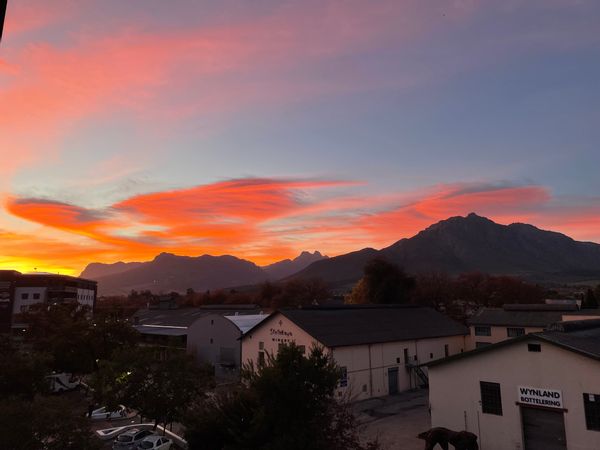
[117,435,133,442]
[139,442,154,449]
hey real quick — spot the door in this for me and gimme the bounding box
[521,407,567,450]
[388,367,399,395]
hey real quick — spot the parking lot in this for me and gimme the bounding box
[356,389,430,450]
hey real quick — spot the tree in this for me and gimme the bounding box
[582,288,598,309]
[349,258,415,304]
[0,337,50,400]
[91,347,212,430]
[0,396,102,450]
[184,344,378,450]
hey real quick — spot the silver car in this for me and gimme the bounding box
[112,428,154,449]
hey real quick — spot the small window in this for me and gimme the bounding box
[475,326,491,336]
[210,338,213,344]
[362,384,367,392]
[259,341,264,350]
[298,345,306,354]
[21,293,29,300]
[396,357,400,364]
[429,352,434,359]
[584,393,600,431]
[33,293,40,300]
[211,319,214,325]
[339,367,348,387]
[444,344,449,357]
[528,343,541,352]
[403,348,409,364]
[507,327,525,338]
[258,351,265,367]
[20,305,29,313]
[480,381,503,415]
[476,341,492,349]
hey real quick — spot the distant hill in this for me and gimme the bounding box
[81,261,143,279]
[263,251,328,280]
[292,213,600,285]
[83,251,327,296]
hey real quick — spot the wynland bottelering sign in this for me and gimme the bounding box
[518,386,563,409]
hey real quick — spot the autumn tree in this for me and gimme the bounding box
[348,258,415,304]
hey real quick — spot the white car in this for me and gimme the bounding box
[90,404,129,421]
[112,428,154,449]
[137,435,173,450]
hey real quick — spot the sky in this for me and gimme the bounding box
[1,0,599,275]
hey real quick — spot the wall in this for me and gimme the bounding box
[12,287,47,314]
[187,314,241,380]
[242,312,466,400]
[468,325,543,350]
[76,288,96,310]
[429,340,600,450]
[562,314,600,322]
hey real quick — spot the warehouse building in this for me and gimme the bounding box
[468,304,579,349]
[241,305,468,400]
[428,319,600,450]
[187,314,268,379]
[0,270,97,333]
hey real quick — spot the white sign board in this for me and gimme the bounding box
[518,386,563,409]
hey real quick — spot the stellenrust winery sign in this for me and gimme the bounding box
[518,386,563,409]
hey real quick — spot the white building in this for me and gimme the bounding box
[241,305,468,400]
[428,319,600,450]
[468,304,580,350]
[187,314,268,379]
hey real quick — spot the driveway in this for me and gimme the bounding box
[356,389,430,450]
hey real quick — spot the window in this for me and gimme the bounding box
[209,338,213,344]
[584,393,600,431]
[21,293,29,300]
[33,293,40,300]
[259,341,264,350]
[444,344,449,357]
[403,348,409,364]
[339,367,348,387]
[474,326,491,336]
[507,327,525,338]
[396,357,400,364]
[528,343,541,352]
[476,341,492,349]
[429,352,434,359]
[480,381,503,415]
[20,305,29,313]
[298,345,306,354]
[258,351,265,367]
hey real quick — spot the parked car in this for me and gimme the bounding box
[112,428,154,449]
[46,372,79,393]
[90,404,128,420]
[137,435,173,450]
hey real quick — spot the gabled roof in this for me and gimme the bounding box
[244,305,468,348]
[224,314,269,334]
[429,319,600,368]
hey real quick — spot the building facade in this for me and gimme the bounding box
[0,270,97,333]
[428,319,600,450]
[241,305,468,400]
[467,304,580,350]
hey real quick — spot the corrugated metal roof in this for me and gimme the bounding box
[132,306,263,328]
[224,314,269,334]
[468,308,567,327]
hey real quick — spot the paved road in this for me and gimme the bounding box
[356,389,430,450]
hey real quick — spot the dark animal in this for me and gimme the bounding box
[417,427,479,450]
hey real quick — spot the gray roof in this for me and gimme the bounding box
[224,314,269,334]
[132,305,263,328]
[430,319,600,367]
[468,305,575,328]
[252,305,468,348]
[134,325,188,336]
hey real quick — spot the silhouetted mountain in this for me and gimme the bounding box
[263,251,328,280]
[293,213,600,284]
[81,261,143,280]
[86,251,327,296]
[92,253,268,296]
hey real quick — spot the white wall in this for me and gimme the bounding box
[429,340,600,450]
[12,287,46,314]
[242,312,467,400]
[76,288,95,309]
[468,325,544,350]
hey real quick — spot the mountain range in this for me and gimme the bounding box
[82,214,600,295]
[82,251,327,295]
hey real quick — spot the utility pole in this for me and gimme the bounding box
[0,0,7,43]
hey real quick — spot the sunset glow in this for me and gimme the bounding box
[1,1,599,274]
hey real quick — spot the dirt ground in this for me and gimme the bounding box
[356,389,430,450]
